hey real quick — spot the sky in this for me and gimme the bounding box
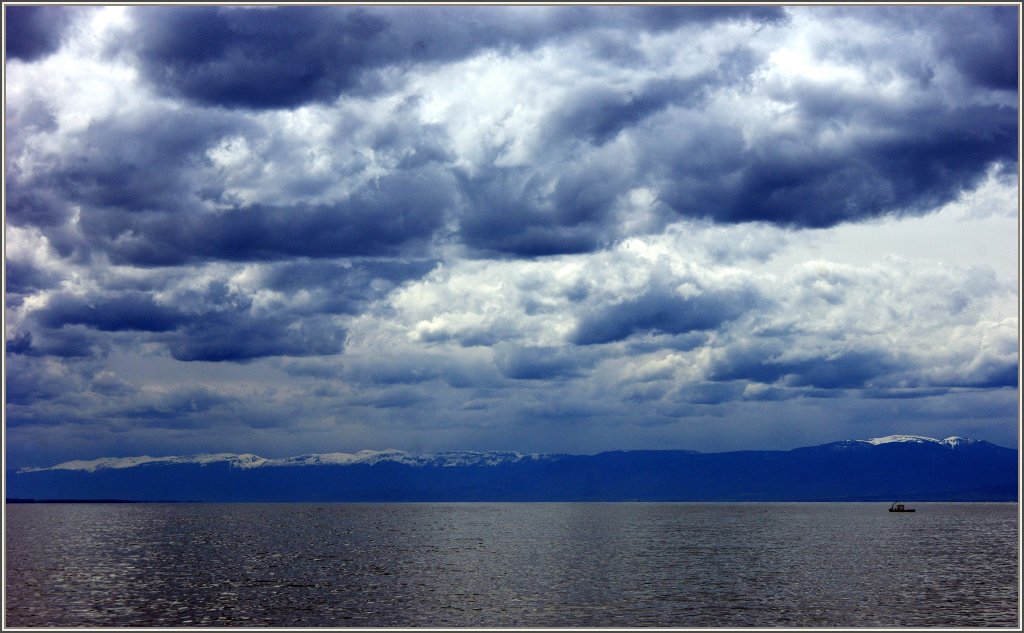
[3,4,1020,469]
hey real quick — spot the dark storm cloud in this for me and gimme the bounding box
[832,5,1018,91]
[701,330,1015,400]
[644,101,1017,228]
[5,5,81,61]
[776,352,900,390]
[936,6,1018,90]
[708,343,899,390]
[571,285,761,346]
[8,97,455,265]
[124,6,391,109]
[455,169,593,257]
[455,156,637,257]
[929,359,1019,390]
[120,5,785,110]
[765,108,1009,227]
[661,4,1018,230]
[14,326,107,359]
[452,81,1016,259]
[6,107,251,235]
[6,259,60,297]
[548,43,764,147]
[48,260,434,364]
[6,59,464,263]
[166,312,344,363]
[37,292,183,333]
[451,6,1016,254]
[11,5,1012,269]
[22,280,346,363]
[159,280,345,362]
[452,49,774,258]
[103,170,453,266]
[62,113,241,213]
[5,184,78,228]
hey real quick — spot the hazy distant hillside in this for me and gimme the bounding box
[6,436,1017,502]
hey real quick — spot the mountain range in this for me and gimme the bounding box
[6,435,1018,502]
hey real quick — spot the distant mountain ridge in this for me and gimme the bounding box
[18,449,549,474]
[7,435,1018,502]
[15,435,994,474]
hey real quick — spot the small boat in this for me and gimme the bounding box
[889,502,915,512]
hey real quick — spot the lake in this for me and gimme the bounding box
[4,502,1018,627]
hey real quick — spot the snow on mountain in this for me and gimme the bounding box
[937,437,978,448]
[261,450,543,468]
[19,449,543,474]
[861,435,976,447]
[266,450,412,468]
[18,453,269,473]
[18,436,987,474]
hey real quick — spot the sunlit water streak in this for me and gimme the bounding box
[5,502,1018,627]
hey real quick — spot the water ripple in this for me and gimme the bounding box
[5,502,1018,627]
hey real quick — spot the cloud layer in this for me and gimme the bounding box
[4,5,1018,468]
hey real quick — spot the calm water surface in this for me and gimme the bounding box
[5,502,1018,627]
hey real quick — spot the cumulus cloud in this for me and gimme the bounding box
[341,217,1016,417]
[117,5,785,110]
[7,5,1015,274]
[6,101,455,266]
[14,273,353,363]
[3,5,1018,466]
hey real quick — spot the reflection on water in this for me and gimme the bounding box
[5,502,1019,627]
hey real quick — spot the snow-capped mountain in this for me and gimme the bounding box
[17,435,993,474]
[18,453,267,474]
[860,435,978,447]
[19,449,551,474]
[8,436,1015,502]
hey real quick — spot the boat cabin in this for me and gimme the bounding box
[889,502,915,512]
